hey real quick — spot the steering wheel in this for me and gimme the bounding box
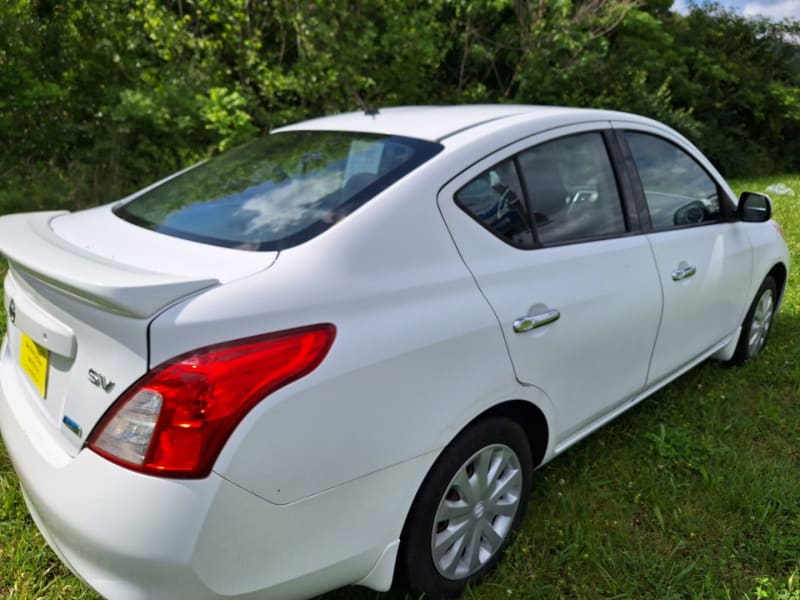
[493,184,522,220]
[673,200,706,225]
[567,190,597,218]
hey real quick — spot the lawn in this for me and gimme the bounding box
[1,176,800,599]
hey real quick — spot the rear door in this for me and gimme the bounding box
[438,124,663,446]
[614,126,753,385]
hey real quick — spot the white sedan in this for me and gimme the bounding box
[0,105,789,599]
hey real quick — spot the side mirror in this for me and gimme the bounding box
[738,191,772,222]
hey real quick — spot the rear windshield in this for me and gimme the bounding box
[114,131,442,251]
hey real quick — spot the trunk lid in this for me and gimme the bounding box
[0,209,276,455]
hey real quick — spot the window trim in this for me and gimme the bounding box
[609,129,651,231]
[512,156,542,247]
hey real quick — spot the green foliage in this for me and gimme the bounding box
[669,7,800,175]
[1,0,799,217]
[750,571,800,600]
[197,87,257,151]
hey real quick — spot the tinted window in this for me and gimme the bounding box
[625,132,720,229]
[517,133,626,245]
[455,159,533,246]
[114,132,442,251]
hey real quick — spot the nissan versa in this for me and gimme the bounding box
[0,105,789,599]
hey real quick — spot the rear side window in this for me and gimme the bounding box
[517,133,626,245]
[625,132,721,229]
[114,132,442,251]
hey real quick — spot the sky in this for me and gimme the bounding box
[671,0,800,18]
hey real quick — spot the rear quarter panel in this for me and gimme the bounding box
[149,169,553,505]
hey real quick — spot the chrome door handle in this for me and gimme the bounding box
[513,308,560,333]
[671,262,697,281]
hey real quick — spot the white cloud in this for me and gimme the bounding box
[672,0,800,18]
[240,171,342,236]
[672,0,690,14]
[742,0,800,17]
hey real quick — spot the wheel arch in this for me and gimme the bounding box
[767,262,788,308]
[395,398,546,593]
[397,398,549,559]
[466,399,549,469]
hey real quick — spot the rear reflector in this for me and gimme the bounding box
[88,324,335,478]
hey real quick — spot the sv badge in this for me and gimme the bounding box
[88,369,115,393]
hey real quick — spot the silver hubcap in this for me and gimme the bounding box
[748,288,774,357]
[431,444,523,580]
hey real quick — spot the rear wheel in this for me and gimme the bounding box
[401,417,532,598]
[729,275,777,365]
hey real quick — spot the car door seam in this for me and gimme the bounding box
[643,235,666,387]
[434,191,531,390]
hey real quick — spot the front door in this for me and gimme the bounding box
[619,128,752,385]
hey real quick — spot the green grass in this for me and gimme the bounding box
[2,176,800,599]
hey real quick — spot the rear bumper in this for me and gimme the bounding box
[0,335,424,599]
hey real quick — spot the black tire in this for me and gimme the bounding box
[401,417,532,599]
[728,275,778,365]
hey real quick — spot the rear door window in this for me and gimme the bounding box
[454,131,627,248]
[517,132,626,245]
[114,132,442,251]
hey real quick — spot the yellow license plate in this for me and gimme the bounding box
[20,332,49,398]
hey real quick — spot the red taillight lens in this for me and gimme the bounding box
[88,324,335,478]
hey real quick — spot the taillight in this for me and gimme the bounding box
[88,324,335,478]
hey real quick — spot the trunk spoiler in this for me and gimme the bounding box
[0,211,218,318]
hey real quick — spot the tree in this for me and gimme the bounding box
[1,0,798,217]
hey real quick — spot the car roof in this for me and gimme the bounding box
[274,105,649,142]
